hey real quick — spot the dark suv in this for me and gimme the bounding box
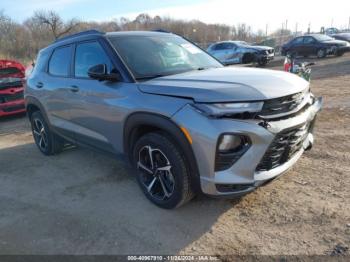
[26,30,321,208]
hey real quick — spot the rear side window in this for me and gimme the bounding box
[48,46,72,76]
[74,41,112,78]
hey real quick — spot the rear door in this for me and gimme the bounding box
[42,45,75,138]
[65,40,126,153]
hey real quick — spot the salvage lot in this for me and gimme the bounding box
[0,54,349,255]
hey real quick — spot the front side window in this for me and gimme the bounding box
[213,43,226,50]
[48,46,72,77]
[304,37,315,44]
[74,41,112,78]
[108,35,222,79]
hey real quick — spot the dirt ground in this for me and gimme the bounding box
[0,53,349,256]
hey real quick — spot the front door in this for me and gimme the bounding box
[65,40,128,153]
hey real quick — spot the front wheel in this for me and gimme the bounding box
[257,59,268,66]
[317,48,327,58]
[132,132,194,209]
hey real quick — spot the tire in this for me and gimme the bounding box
[30,111,64,155]
[132,132,194,209]
[242,53,255,64]
[257,60,267,66]
[317,48,327,58]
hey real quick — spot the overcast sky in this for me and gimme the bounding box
[1,0,350,33]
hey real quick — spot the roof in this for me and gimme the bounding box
[105,31,175,37]
[42,30,176,52]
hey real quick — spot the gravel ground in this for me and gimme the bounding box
[0,53,349,256]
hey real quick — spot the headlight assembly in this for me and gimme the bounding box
[192,102,263,117]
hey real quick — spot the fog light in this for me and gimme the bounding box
[218,134,242,152]
[215,134,251,171]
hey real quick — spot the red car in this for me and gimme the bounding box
[0,60,26,117]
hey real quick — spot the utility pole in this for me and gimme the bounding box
[295,22,298,36]
[285,19,288,31]
[348,16,350,30]
[265,24,268,37]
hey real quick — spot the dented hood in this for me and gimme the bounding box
[138,67,309,103]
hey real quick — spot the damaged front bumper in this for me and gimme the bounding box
[172,96,323,198]
[0,87,26,117]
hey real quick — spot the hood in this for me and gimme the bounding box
[322,39,348,46]
[138,67,309,103]
[249,45,273,51]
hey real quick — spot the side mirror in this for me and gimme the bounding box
[87,64,120,81]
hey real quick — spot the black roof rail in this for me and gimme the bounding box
[151,29,172,33]
[55,29,105,43]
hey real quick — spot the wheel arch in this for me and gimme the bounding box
[25,96,49,122]
[123,112,201,193]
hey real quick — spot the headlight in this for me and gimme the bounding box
[192,102,264,117]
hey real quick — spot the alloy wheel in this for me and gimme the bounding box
[317,49,325,58]
[32,118,48,151]
[137,145,175,201]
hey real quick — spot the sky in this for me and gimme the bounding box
[1,0,350,33]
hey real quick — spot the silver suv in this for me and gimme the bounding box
[25,30,322,209]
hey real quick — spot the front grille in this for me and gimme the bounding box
[260,92,306,117]
[256,122,312,172]
[0,91,24,104]
[0,81,22,89]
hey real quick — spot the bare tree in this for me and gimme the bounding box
[33,10,79,39]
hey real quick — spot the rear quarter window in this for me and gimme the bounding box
[48,45,72,77]
[31,51,50,76]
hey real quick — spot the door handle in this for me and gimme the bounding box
[70,85,79,93]
[36,82,43,88]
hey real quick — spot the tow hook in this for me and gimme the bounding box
[303,133,314,151]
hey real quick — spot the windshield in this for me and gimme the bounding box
[312,34,334,42]
[108,34,222,79]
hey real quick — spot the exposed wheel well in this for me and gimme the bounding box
[128,124,162,155]
[26,104,40,119]
[242,52,255,64]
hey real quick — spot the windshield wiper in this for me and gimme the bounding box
[135,74,168,81]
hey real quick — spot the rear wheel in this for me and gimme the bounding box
[132,132,194,209]
[30,111,64,155]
